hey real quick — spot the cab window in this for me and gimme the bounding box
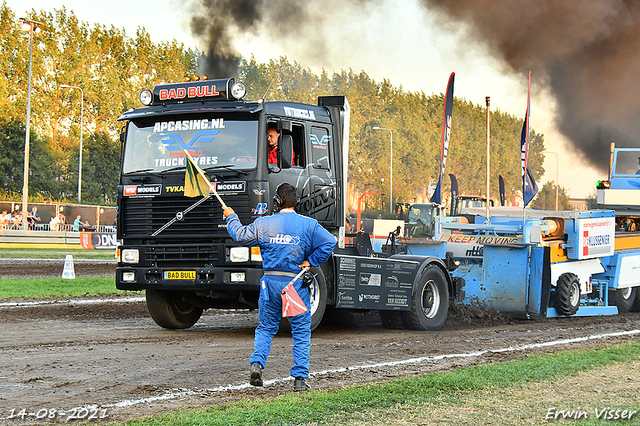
[310,126,330,169]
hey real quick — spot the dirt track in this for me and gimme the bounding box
[1,258,640,425]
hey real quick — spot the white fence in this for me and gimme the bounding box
[0,228,116,248]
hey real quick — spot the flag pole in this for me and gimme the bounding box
[485,96,491,222]
[183,149,227,209]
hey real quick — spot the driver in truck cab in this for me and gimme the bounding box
[223,182,336,391]
[267,124,295,165]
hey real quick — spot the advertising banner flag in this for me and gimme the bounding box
[521,72,538,207]
[430,72,455,205]
[448,173,459,216]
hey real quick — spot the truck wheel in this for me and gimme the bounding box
[555,273,580,316]
[609,287,637,313]
[146,289,203,329]
[379,310,404,329]
[401,264,449,331]
[280,267,327,332]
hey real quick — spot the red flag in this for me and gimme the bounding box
[281,282,308,317]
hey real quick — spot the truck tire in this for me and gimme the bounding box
[609,287,637,313]
[280,267,327,332]
[146,289,203,329]
[401,264,449,331]
[555,273,580,316]
[379,310,404,329]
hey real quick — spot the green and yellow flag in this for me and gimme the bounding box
[184,154,210,197]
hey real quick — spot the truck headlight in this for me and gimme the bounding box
[121,248,140,264]
[139,89,152,106]
[229,247,249,262]
[230,82,246,100]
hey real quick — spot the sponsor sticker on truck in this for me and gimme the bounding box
[577,217,615,259]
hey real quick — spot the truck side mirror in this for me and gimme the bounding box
[280,120,293,133]
[279,134,294,169]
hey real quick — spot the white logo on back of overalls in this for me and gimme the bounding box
[270,234,300,245]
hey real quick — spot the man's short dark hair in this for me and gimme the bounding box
[276,183,299,209]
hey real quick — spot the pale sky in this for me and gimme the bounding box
[8,0,601,198]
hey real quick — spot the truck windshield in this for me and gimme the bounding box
[613,149,640,175]
[122,116,259,174]
[408,205,433,224]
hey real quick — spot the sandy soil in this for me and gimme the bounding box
[1,258,639,425]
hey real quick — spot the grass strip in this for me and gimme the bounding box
[0,248,116,259]
[0,277,124,299]
[113,340,640,426]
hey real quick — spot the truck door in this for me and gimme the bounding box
[267,120,337,227]
[303,125,337,227]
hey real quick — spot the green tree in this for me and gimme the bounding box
[532,181,571,210]
[79,131,120,204]
[5,1,550,208]
[0,120,60,199]
[239,57,547,211]
[3,3,198,205]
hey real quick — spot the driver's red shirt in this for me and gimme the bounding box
[268,147,295,165]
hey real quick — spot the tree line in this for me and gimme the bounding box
[3,3,559,209]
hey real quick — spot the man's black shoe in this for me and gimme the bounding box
[293,377,310,391]
[250,362,263,386]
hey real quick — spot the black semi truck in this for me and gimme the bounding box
[115,77,460,331]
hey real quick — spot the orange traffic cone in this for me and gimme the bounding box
[281,282,308,317]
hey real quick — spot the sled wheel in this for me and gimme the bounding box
[146,289,203,329]
[631,287,640,312]
[401,264,449,331]
[555,273,581,316]
[609,287,637,313]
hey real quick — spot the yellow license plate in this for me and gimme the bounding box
[164,270,196,280]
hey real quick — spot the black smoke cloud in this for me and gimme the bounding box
[187,0,309,77]
[187,0,639,171]
[420,0,640,171]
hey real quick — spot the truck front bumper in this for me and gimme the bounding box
[115,266,264,292]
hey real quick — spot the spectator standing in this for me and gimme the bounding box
[73,215,82,232]
[50,214,60,231]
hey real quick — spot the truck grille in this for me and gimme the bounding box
[144,243,221,267]
[122,195,253,239]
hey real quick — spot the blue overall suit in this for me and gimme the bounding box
[225,209,336,379]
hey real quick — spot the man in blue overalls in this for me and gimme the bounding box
[223,183,336,391]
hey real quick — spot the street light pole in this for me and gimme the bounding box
[542,150,559,210]
[60,84,84,203]
[19,18,44,230]
[372,126,393,214]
